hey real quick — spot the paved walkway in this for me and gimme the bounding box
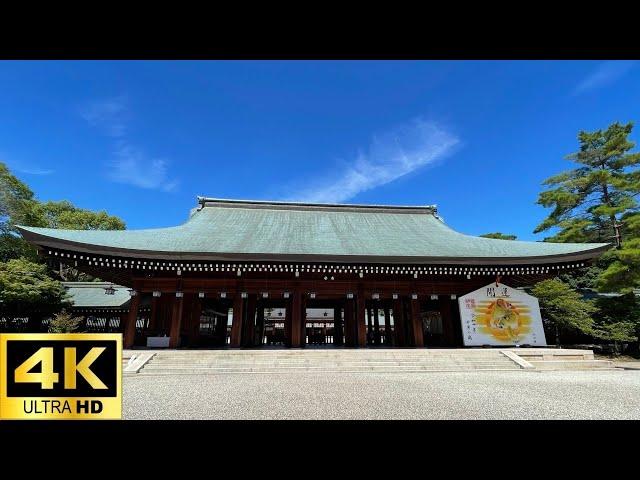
[123,370,640,420]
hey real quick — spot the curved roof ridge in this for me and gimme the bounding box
[196,196,438,214]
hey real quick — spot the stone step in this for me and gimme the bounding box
[147,356,515,363]
[528,360,615,370]
[144,361,520,370]
[139,366,521,374]
[151,354,509,360]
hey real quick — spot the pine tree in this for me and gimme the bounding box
[535,122,640,292]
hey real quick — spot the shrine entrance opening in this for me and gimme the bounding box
[261,300,288,346]
[304,299,345,347]
[197,298,232,347]
[364,300,395,347]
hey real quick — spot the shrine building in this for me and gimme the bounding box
[17,197,609,349]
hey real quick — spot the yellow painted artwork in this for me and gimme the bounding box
[474,298,532,342]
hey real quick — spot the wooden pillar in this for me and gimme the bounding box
[373,304,381,345]
[191,296,203,346]
[230,295,244,347]
[214,302,228,346]
[119,313,127,334]
[124,293,141,349]
[334,307,344,346]
[344,297,355,347]
[393,297,406,347]
[255,304,265,346]
[285,297,293,347]
[241,294,257,347]
[440,297,455,347]
[384,307,392,346]
[356,292,366,347]
[450,298,463,347]
[410,297,424,348]
[148,296,159,334]
[300,294,307,347]
[169,295,184,348]
[290,290,302,347]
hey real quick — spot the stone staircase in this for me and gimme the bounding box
[126,347,616,375]
[136,349,523,375]
[506,348,616,371]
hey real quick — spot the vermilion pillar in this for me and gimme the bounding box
[384,307,392,346]
[242,294,257,347]
[344,297,355,347]
[290,290,302,347]
[393,297,405,347]
[410,297,424,348]
[356,293,366,347]
[230,295,244,347]
[284,297,292,347]
[169,295,184,348]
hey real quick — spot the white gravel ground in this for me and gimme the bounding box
[123,370,640,420]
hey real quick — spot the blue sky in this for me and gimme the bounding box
[1,60,638,240]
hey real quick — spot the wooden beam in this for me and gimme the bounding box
[149,296,159,334]
[230,295,244,347]
[290,289,302,347]
[384,307,392,346]
[373,304,381,345]
[285,297,293,347]
[356,292,366,347]
[242,294,257,347]
[392,298,405,347]
[410,297,424,348]
[119,313,127,334]
[169,295,184,348]
[333,306,343,346]
[214,301,228,346]
[255,303,265,346]
[300,293,307,347]
[124,293,141,348]
[344,297,355,347]
[191,295,203,346]
[440,297,455,347]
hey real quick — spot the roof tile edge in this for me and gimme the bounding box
[196,196,438,215]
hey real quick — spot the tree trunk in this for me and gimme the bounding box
[601,182,622,248]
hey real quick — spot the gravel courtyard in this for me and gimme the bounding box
[123,370,640,420]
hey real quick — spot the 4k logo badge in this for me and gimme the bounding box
[0,334,122,419]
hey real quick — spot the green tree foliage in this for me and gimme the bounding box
[531,279,596,345]
[0,162,38,233]
[480,232,517,240]
[1,161,125,281]
[1,162,127,327]
[0,258,70,318]
[592,294,639,350]
[32,200,126,230]
[535,121,640,245]
[534,122,640,292]
[48,309,84,333]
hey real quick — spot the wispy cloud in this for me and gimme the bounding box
[285,119,459,204]
[573,61,636,95]
[109,142,178,192]
[80,97,128,137]
[81,97,179,192]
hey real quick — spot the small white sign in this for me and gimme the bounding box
[458,282,547,346]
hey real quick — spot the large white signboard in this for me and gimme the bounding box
[458,283,547,346]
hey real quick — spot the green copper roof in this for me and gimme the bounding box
[63,282,131,308]
[18,198,610,265]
